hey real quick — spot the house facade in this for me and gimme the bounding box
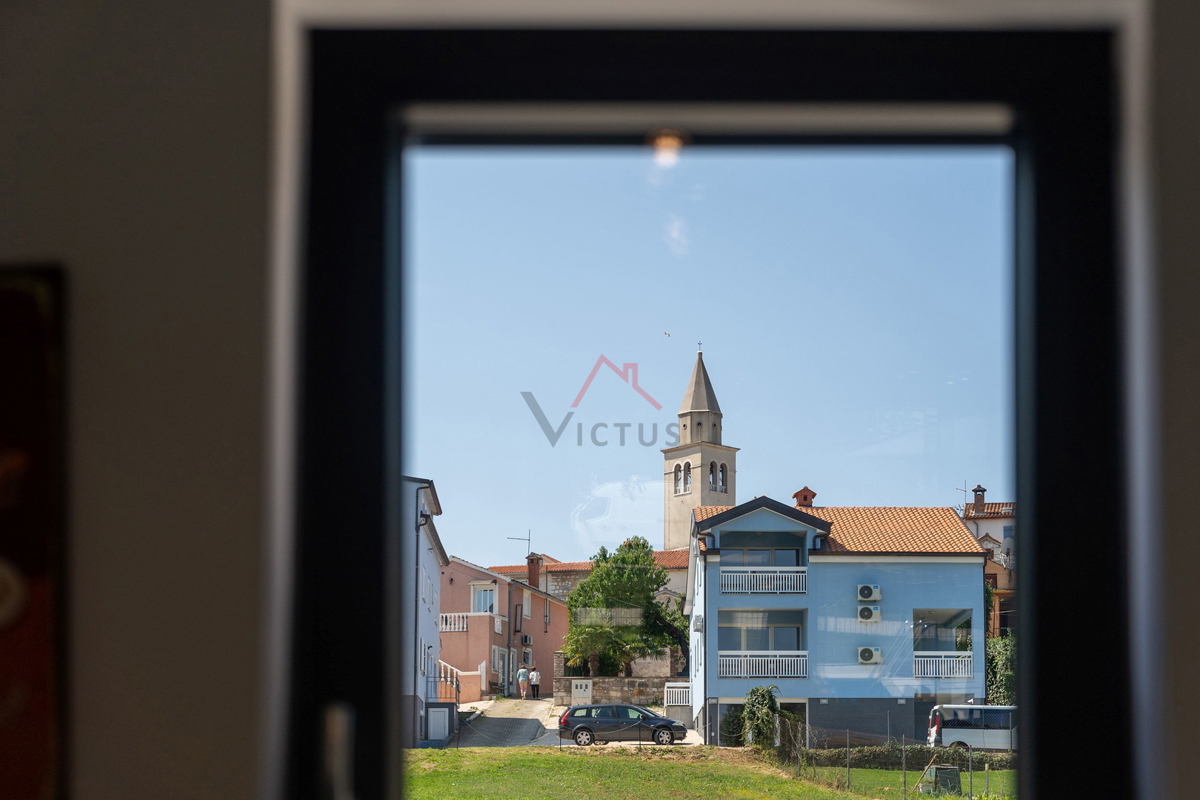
[684,495,987,745]
[488,550,689,601]
[657,351,986,745]
[398,476,452,746]
[438,554,569,701]
[961,486,1016,636]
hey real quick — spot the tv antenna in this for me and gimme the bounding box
[507,529,531,556]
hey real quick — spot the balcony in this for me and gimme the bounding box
[719,566,807,593]
[913,651,974,678]
[664,682,691,706]
[709,484,728,494]
[718,651,808,678]
[439,612,469,632]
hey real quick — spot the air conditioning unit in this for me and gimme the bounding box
[857,584,882,601]
[521,634,533,645]
[858,646,883,664]
[858,605,881,623]
[692,615,705,633]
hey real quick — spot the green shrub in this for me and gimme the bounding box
[789,741,1017,772]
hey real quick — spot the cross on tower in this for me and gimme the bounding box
[697,341,703,351]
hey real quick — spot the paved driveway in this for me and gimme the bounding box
[456,699,555,748]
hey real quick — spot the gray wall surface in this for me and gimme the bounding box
[0,2,270,799]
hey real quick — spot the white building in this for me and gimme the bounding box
[399,477,451,746]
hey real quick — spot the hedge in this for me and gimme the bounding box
[783,741,1017,771]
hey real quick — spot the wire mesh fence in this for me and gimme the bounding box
[772,718,1017,799]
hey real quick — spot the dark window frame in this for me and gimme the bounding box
[294,29,1127,800]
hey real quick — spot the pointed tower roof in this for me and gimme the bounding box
[679,351,722,413]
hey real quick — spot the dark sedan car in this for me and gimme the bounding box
[558,703,688,746]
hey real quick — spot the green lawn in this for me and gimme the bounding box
[406,746,869,800]
[810,765,1017,798]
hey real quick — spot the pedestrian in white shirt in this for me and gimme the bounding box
[529,666,542,699]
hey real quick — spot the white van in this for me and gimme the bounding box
[927,704,1017,751]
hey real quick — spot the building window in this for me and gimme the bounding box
[544,598,551,631]
[719,463,727,490]
[523,648,532,665]
[674,464,683,494]
[709,462,717,488]
[472,584,496,613]
[717,610,805,650]
[720,548,801,567]
[683,463,692,491]
[913,609,974,651]
[421,567,428,603]
[523,589,532,618]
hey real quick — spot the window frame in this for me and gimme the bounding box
[293,29,1130,800]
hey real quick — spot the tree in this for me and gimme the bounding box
[564,537,688,675]
[742,685,780,748]
[986,632,1017,705]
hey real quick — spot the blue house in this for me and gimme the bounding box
[682,495,987,745]
[662,352,987,744]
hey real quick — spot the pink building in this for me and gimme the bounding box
[438,554,568,702]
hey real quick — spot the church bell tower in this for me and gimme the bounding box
[662,350,738,550]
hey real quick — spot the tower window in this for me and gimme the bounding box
[719,463,728,491]
[709,462,717,489]
[674,464,683,494]
[683,463,692,492]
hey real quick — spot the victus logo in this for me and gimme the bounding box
[522,355,679,448]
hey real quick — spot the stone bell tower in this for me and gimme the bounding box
[662,350,738,550]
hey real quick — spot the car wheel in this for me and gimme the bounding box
[654,728,675,745]
[574,729,594,747]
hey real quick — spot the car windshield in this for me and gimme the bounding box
[635,706,660,717]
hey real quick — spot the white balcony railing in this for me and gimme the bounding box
[664,682,691,706]
[439,612,469,632]
[719,566,807,593]
[709,484,728,494]
[914,651,974,678]
[718,651,808,678]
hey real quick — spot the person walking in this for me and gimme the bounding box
[529,666,542,700]
[516,664,530,699]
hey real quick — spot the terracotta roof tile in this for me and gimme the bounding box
[486,549,689,576]
[694,505,734,522]
[962,502,1015,519]
[694,503,983,555]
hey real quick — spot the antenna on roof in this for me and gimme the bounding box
[507,528,531,556]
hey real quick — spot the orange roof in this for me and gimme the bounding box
[694,503,982,555]
[487,549,689,576]
[962,502,1015,519]
[694,505,734,522]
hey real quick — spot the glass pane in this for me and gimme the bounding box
[717,627,741,651]
[744,627,770,651]
[773,548,800,567]
[772,626,800,651]
[722,550,743,566]
[744,549,770,566]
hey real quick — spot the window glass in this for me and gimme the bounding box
[773,626,800,651]
[473,586,495,613]
[773,548,800,567]
[744,627,770,651]
[745,549,771,567]
[717,627,741,651]
[721,550,743,566]
[597,706,617,719]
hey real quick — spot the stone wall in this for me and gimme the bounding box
[552,676,669,707]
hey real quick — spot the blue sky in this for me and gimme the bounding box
[404,146,1013,569]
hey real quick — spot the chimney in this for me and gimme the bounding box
[792,486,817,508]
[972,485,987,514]
[526,552,542,589]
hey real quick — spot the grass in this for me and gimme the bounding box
[406,746,869,800]
[808,765,1017,798]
